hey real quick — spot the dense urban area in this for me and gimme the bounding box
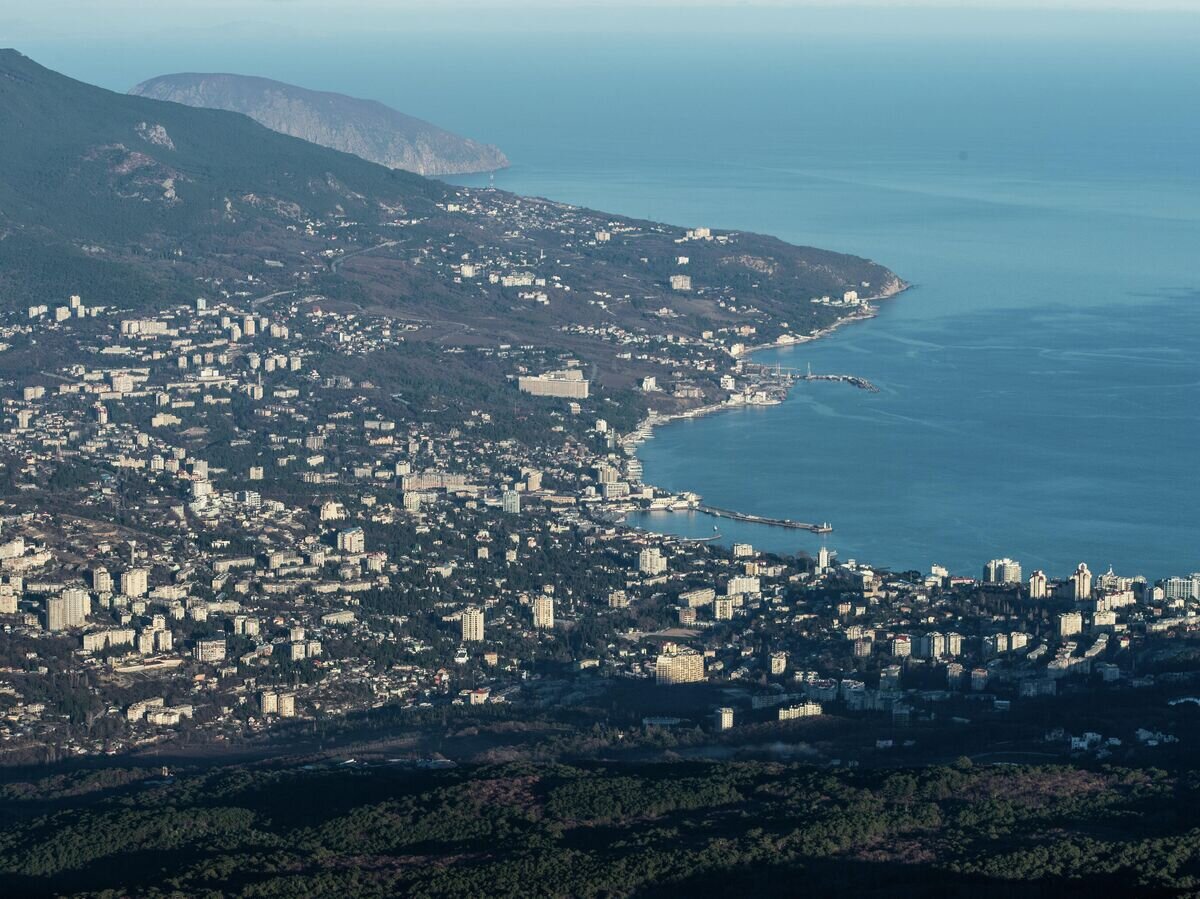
[0,272,1194,770]
[2,48,1200,898]
[5,266,1200,896]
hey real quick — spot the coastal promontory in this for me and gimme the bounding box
[1,48,900,431]
[129,72,509,176]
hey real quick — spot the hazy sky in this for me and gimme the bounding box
[5,0,1200,42]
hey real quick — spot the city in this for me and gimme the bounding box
[0,281,1193,770]
[1,9,1199,895]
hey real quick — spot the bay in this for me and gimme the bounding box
[38,23,1200,578]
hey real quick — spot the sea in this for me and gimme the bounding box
[33,12,1200,578]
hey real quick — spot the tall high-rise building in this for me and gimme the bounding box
[946,632,964,656]
[120,568,149,597]
[502,490,521,515]
[46,588,90,631]
[1162,576,1199,601]
[655,644,705,685]
[917,631,946,659]
[337,527,365,554]
[462,606,485,642]
[726,575,760,596]
[1028,569,1048,599]
[1057,611,1083,639]
[1071,563,1092,600]
[638,547,667,575]
[817,545,832,573]
[90,566,113,593]
[532,596,554,630]
[983,632,1010,656]
[715,707,734,731]
[984,558,1022,585]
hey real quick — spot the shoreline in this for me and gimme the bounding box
[738,276,911,360]
[616,278,910,534]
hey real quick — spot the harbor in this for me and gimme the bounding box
[744,362,880,393]
[614,364,854,542]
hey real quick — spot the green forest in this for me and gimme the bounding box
[1,757,1197,897]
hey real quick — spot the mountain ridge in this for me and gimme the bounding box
[0,47,901,412]
[0,47,447,307]
[129,71,509,177]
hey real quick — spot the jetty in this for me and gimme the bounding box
[697,505,832,534]
[745,363,880,393]
[801,373,879,392]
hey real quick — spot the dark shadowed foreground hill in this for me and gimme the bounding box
[0,758,1192,897]
[130,72,509,176]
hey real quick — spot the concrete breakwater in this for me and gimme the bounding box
[697,504,832,534]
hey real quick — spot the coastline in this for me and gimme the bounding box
[617,277,910,531]
[738,275,911,360]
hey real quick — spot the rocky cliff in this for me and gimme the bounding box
[129,72,508,176]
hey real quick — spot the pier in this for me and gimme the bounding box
[801,373,879,392]
[697,505,832,534]
[745,363,880,393]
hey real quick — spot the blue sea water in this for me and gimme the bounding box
[34,20,1200,578]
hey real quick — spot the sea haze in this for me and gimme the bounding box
[42,25,1200,578]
